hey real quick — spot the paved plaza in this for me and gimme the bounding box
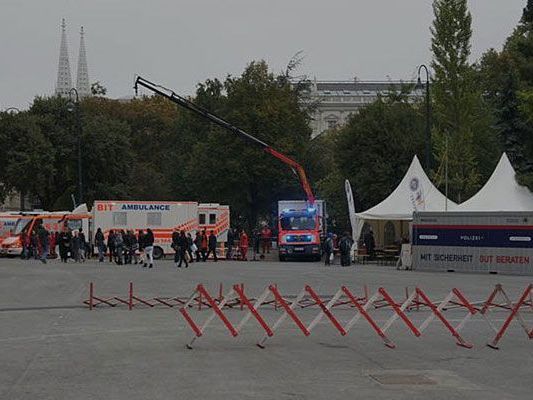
[0,257,532,399]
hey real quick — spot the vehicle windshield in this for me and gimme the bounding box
[13,218,31,235]
[280,215,316,231]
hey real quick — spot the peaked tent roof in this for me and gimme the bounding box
[356,155,457,220]
[457,153,533,212]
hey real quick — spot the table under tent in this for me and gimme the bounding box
[346,155,457,263]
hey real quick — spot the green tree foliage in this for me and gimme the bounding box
[430,0,499,202]
[317,96,425,231]
[176,61,314,228]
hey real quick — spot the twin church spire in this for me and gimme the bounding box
[55,18,90,98]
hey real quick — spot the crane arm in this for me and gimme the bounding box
[134,75,315,204]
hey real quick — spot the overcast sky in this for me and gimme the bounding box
[0,0,526,109]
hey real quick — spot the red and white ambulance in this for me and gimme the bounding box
[0,213,20,246]
[92,200,199,259]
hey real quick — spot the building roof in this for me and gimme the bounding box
[315,81,415,93]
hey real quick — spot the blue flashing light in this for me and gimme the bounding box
[307,207,316,214]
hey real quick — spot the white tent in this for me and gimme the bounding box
[457,153,533,212]
[347,156,457,247]
[355,155,457,220]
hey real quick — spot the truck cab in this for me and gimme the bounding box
[277,208,322,261]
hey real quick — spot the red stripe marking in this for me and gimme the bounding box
[197,285,238,337]
[413,224,533,230]
[233,285,273,336]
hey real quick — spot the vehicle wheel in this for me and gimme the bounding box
[153,246,164,260]
[279,255,286,262]
[314,255,321,262]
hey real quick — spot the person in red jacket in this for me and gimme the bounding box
[239,229,249,261]
[260,225,272,254]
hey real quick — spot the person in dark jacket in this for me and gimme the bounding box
[129,230,139,264]
[178,231,189,268]
[95,228,105,262]
[194,231,203,262]
[114,230,124,265]
[137,230,145,266]
[58,226,72,262]
[186,233,194,263]
[143,228,154,268]
[172,230,180,267]
[363,229,376,260]
[36,223,49,264]
[107,230,116,263]
[204,230,218,262]
[123,230,132,264]
[71,231,81,262]
[339,232,354,267]
[226,228,234,260]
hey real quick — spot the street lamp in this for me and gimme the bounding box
[67,88,83,205]
[416,64,431,171]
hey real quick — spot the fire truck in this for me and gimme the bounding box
[134,76,324,261]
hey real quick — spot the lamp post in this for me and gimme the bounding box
[67,88,83,205]
[416,64,431,171]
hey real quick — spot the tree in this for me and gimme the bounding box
[0,112,55,208]
[430,0,498,202]
[176,61,314,229]
[90,81,107,96]
[318,96,425,228]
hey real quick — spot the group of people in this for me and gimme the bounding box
[21,223,89,263]
[96,228,155,268]
[322,231,354,267]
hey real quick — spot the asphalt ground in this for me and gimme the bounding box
[0,256,532,400]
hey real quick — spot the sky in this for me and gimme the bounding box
[0,0,527,110]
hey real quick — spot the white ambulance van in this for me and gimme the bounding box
[92,200,199,259]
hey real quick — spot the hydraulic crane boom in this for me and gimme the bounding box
[134,76,315,204]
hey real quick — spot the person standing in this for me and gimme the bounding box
[172,230,180,267]
[194,231,202,262]
[78,228,87,262]
[114,230,124,265]
[137,230,146,266]
[178,230,189,268]
[364,229,376,260]
[71,231,81,262]
[204,230,218,262]
[200,230,208,262]
[20,231,28,260]
[323,233,334,266]
[239,229,249,261]
[95,228,105,262]
[129,230,139,264]
[58,227,71,263]
[226,228,234,260]
[186,232,194,264]
[261,225,272,254]
[37,223,49,264]
[107,230,116,263]
[339,232,354,267]
[30,230,39,260]
[144,228,154,268]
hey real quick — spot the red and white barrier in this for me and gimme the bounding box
[83,282,533,350]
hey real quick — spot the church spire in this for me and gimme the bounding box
[76,26,90,98]
[55,18,72,97]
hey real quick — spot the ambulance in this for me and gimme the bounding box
[92,200,198,259]
[90,201,230,259]
[0,213,20,246]
[0,212,90,256]
[198,204,230,242]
